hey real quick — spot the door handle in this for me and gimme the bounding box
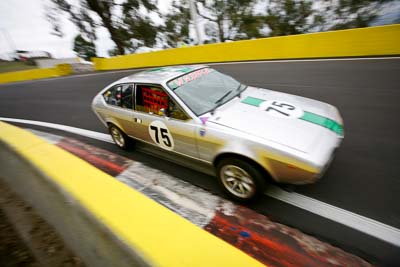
[133,118,142,123]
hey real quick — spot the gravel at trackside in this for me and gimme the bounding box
[0,180,85,267]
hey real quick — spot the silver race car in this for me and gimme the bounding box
[92,65,344,201]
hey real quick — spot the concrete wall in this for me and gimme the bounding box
[35,58,81,69]
[0,64,72,84]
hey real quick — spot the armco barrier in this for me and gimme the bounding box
[93,24,400,70]
[0,122,263,267]
[0,63,72,84]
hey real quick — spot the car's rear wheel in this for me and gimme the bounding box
[108,124,134,150]
[216,158,266,202]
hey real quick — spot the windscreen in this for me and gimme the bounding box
[167,68,243,116]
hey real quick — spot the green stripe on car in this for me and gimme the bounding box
[300,111,343,136]
[241,96,265,107]
[241,96,343,136]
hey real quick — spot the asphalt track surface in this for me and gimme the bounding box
[1,58,400,265]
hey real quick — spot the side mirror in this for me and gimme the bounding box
[159,108,167,117]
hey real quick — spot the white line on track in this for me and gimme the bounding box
[1,117,400,247]
[266,186,400,247]
[0,117,113,143]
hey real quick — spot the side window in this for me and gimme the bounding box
[135,84,189,120]
[121,84,133,109]
[168,98,190,121]
[103,85,121,106]
[103,84,133,109]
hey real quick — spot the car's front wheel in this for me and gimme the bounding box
[108,124,134,150]
[216,158,266,202]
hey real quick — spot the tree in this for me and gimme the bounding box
[121,0,159,50]
[263,0,395,37]
[162,0,191,48]
[73,34,97,60]
[48,0,159,55]
[316,0,395,31]
[309,0,398,32]
[265,0,315,37]
[196,0,262,42]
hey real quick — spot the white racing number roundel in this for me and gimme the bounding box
[259,100,304,119]
[148,121,174,151]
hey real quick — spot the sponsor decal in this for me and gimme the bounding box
[148,121,174,150]
[200,117,209,125]
[168,68,212,89]
[199,128,206,137]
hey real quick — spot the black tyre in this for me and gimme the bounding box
[216,158,267,202]
[108,124,134,150]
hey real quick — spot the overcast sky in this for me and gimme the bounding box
[0,0,172,59]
